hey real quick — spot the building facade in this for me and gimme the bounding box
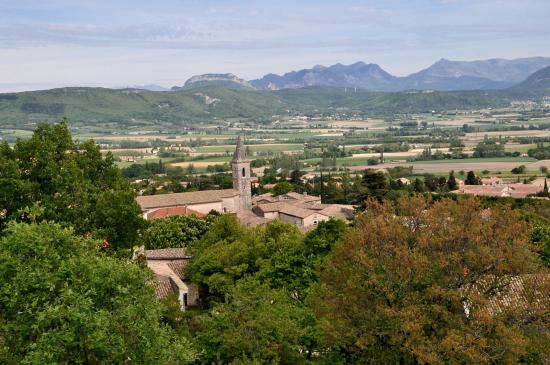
[137,135,252,218]
[231,135,252,210]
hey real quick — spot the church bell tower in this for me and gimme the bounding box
[232,135,252,210]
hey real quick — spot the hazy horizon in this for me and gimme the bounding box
[1,0,550,92]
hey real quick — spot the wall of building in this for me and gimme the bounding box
[279,212,330,228]
[303,213,330,227]
[221,196,240,213]
[183,282,199,307]
[263,211,279,220]
[232,161,252,210]
[279,213,304,227]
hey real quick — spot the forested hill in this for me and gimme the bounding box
[0,83,542,128]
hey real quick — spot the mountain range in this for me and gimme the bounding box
[182,57,550,92]
[0,64,548,130]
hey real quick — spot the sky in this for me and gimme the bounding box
[0,0,549,92]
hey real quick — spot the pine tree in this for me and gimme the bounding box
[465,171,480,185]
[447,170,458,191]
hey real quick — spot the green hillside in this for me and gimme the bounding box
[275,87,506,114]
[0,84,531,130]
[0,86,284,127]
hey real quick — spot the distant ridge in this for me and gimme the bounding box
[176,73,254,91]
[116,84,170,92]
[177,57,550,92]
[250,62,396,91]
[511,66,550,92]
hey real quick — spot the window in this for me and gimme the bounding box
[313,220,319,225]
[242,167,246,177]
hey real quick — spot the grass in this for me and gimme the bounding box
[504,144,536,153]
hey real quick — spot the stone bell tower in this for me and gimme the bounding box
[232,135,252,210]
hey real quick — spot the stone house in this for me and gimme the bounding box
[139,248,199,310]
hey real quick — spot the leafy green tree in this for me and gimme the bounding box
[511,165,527,174]
[189,279,312,365]
[413,177,425,193]
[424,174,439,191]
[531,223,550,266]
[272,181,294,196]
[187,217,303,299]
[185,217,349,364]
[473,140,505,158]
[361,169,389,201]
[0,222,196,364]
[314,197,550,364]
[0,122,145,249]
[142,215,215,249]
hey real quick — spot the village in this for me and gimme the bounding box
[132,136,549,311]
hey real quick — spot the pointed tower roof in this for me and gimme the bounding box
[232,135,248,162]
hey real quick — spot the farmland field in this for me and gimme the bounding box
[348,158,550,174]
[195,143,304,154]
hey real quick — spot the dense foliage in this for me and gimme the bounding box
[182,216,348,363]
[178,197,550,364]
[473,139,506,158]
[528,142,550,160]
[315,197,550,363]
[142,214,216,249]
[0,222,196,364]
[0,121,145,249]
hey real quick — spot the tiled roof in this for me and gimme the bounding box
[319,204,355,220]
[253,200,355,220]
[457,183,543,198]
[145,248,191,260]
[236,210,271,227]
[282,192,306,200]
[154,275,177,299]
[281,192,321,203]
[279,205,326,219]
[146,206,207,219]
[137,189,239,210]
[167,260,188,280]
[254,202,287,213]
[463,275,549,316]
[252,193,277,205]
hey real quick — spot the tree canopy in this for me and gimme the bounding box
[141,214,216,250]
[0,121,145,249]
[0,222,196,364]
[314,197,550,364]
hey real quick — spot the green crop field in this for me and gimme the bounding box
[504,144,536,153]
